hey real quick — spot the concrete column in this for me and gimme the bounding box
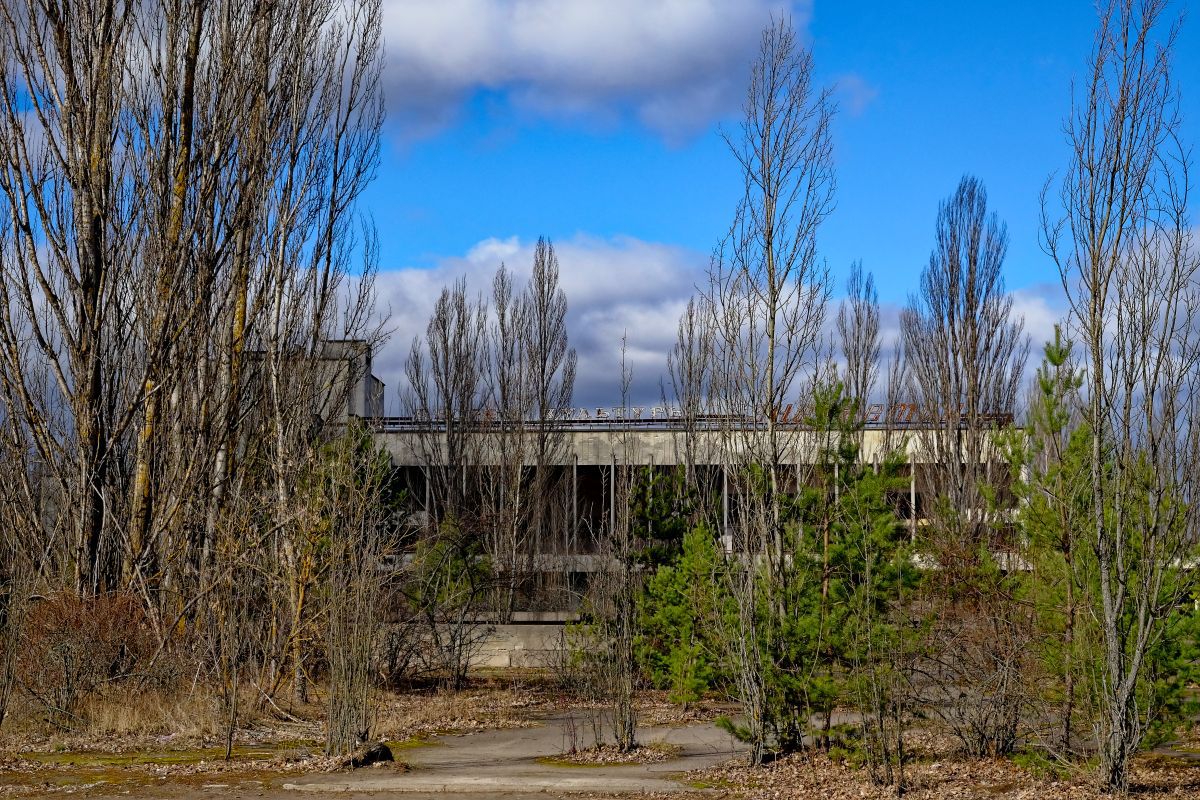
[722,465,729,540]
[609,451,616,535]
[424,468,431,532]
[910,452,918,544]
[572,454,578,552]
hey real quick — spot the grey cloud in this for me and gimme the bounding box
[381,0,803,141]
[370,236,1069,415]
[370,234,706,411]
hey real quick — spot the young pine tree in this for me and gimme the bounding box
[638,524,727,709]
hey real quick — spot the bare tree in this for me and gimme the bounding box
[902,176,1027,537]
[524,239,576,566]
[0,0,385,714]
[901,175,1027,553]
[0,0,141,596]
[700,16,834,764]
[403,279,493,686]
[1041,0,1200,789]
[581,335,639,753]
[0,440,32,729]
[321,424,394,755]
[668,297,717,491]
[405,278,489,525]
[482,264,533,617]
[202,491,259,761]
[253,0,384,705]
[901,175,1029,757]
[837,261,880,413]
[478,245,575,615]
[401,245,575,655]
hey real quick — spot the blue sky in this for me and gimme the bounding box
[368,0,1199,407]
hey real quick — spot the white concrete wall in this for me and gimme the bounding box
[373,426,992,466]
[472,624,566,669]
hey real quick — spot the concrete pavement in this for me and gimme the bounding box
[283,714,746,795]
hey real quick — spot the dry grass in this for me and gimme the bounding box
[0,679,570,757]
[0,684,319,755]
[78,688,226,740]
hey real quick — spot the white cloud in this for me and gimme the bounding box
[1009,282,1067,349]
[371,237,1070,413]
[382,0,804,141]
[833,72,879,117]
[371,234,706,410]
[865,283,1069,404]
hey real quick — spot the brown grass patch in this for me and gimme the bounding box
[543,740,683,767]
[372,687,555,739]
[687,750,1200,799]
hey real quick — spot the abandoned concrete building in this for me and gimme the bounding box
[329,342,1013,568]
[320,343,1017,666]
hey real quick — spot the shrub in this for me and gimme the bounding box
[17,591,154,725]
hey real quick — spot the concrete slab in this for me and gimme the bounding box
[283,714,746,795]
